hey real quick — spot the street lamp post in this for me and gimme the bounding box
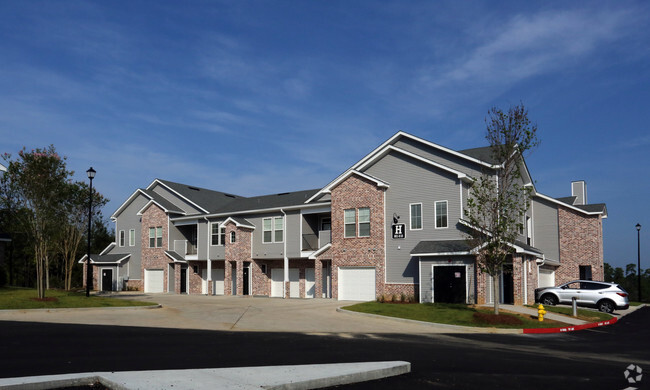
[637,223,642,302]
[86,167,96,297]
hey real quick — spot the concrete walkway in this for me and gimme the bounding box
[0,361,411,390]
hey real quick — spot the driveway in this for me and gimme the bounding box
[0,293,482,334]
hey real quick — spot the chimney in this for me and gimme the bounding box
[571,180,587,205]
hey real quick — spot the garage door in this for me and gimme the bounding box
[144,269,164,293]
[338,267,376,301]
[202,268,225,295]
[539,268,555,287]
[271,268,283,297]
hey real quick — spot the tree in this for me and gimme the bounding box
[58,181,108,290]
[465,104,540,314]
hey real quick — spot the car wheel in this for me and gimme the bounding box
[541,294,557,306]
[598,300,615,313]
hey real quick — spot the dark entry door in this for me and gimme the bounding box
[434,266,466,303]
[101,269,113,292]
[243,266,250,295]
[180,267,187,294]
[502,264,514,304]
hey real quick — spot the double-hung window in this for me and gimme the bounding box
[263,217,284,243]
[410,203,422,230]
[149,227,163,248]
[230,231,236,243]
[435,201,448,229]
[119,230,125,247]
[358,208,370,237]
[211,223,219,246]
[129,229,135,246]
[344,209,356,238]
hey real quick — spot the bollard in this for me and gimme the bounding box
[572,297,578,317]
[537,304,546,322]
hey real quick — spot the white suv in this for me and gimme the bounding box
[535,280,629,314]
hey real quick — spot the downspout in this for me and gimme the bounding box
[281,209,288,299]
[204,217,211,295]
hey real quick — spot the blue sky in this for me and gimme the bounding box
[1,1,648,269]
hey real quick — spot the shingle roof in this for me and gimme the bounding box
[575,203,607,214]
[556,196,577,205]
[457,146,501,165]
[164,250,186,262]
[156,179,244,214]
[216,189,322,213]
[514,240,544,255]
[411,240,473,255]
[140,189,185,214]
[88,254,130,264]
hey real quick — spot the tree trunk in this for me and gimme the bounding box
[492,273,500,315]
[45,254,50,290]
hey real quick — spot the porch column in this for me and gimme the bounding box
[207,258,212,295]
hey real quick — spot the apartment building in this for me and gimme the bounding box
[81,132,607,305]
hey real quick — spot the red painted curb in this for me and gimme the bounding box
[523,316,618,334]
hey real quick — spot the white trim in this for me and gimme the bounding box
[416,251,472,257]
[111,189,152,220]
[307,170,389,204]
[434,200,448,229]
[222,217,255,230]
[136,199,186,217]
[99,267,113,292]
[170,202,331,222]
[119,230,125,247]
[357,207,370,237]
[262,216,284,244]
[344,208,356,238]
[78,253,130,264]
[534,192,604,216]
[129,229,135,247]
[308,243,331,260]
[430,263,470,304]
[409,203,423,231]
[147,179,209,214]
[99,243,115,256]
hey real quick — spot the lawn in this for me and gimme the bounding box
[343,302,573,329]
[0,287,156,310]
[526,304,613,322]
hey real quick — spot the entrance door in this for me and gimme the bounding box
[101,269,113,292]
[243,264,250,295]
[180,266,187,294]
[433,266,466,303]
[321,261,331,298]
[502,264,514,304]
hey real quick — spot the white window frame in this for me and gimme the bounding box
[230,231,236,243]
[149,227,155,248]
[210,222,220,246]
[119,230,125,247]
[274,216,284,243]
[435,200,448,229]
[410,203,423,230]
[344,209,356,238]
[156,226,163,247]
[129,229,135,247]
[358,207,370,237]
[262,216,284,243]
[263,218,273,243]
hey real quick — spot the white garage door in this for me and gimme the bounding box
[338,267,376,301]
[305,268,315,298]
[271,268,284,297]
[144,269,164,293]
[289,268,299,298]
[202,268,225,295]
[539,268,555,287]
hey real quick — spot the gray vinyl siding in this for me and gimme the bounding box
[198,219,208,259]
[207,220,226,260]
[249,213,283,259]
[150,183,203,215]
[113,195,147,280]
[285,210,301,258]
[364,151,465,284]
[532,197,560,261]
[419,257,475,303]
[393,138,489,179]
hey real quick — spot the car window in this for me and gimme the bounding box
[582,282,605,290]
[565,282,581,289]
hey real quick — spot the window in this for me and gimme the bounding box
[211,223,219,246]
[579,265,592,281]
[435,201,448,229]
[119,230,125,247]
[358,208,370,237]
[410,203,422,230]
[230,231,236,243]
[149,227,162,248]
[263,217,284,243]
[129,229,135,246]
[344,209,356,238]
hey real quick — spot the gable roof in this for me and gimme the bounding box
[216,189,322,214]
[149,179,245,214]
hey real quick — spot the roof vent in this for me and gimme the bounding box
[225,194,236,198]
[187,186,200,191]
[277,192,290,196]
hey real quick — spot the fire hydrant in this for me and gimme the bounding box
[538,304,546,322]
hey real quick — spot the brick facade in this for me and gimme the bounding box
[330,174,386,300]
[141,204,172,292]
[557,206,604,284]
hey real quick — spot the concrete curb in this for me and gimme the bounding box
[0,304,161,313]
[0,361,411,390]
[337,307,523,334]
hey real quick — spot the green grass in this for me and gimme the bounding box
[0,287,156,310]
[526,304,613,322]
[343,302,571,329]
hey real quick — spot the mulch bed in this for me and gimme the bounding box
[473,311,524,325]
[30,297,59,302]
